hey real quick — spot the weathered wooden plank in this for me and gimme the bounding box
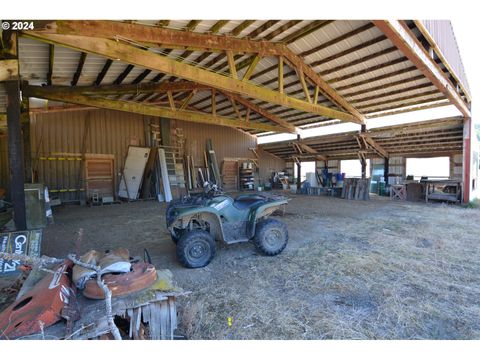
[0,59,19,81]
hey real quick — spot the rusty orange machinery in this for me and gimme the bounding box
[0,260,75,339]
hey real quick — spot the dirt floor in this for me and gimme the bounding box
[2,193,480,339]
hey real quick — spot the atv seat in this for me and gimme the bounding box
[233,195,266,210]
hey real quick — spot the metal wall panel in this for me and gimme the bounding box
[30,108,147,201]
[257,148,285,184]
[420,20,470,95]
[1,108,289,200]
[170,119,257,166]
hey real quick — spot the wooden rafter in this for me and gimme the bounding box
[220,91,296,133]
[24,85,289,133]
[113,64,134,85]
[94,59,112,86]
[167,91,176,110]
[297,69,311,103]
[242,54,261,81]
[180,90,196,110]
[229,20,256,36]
[359,134,389,158]
[39,81,209,96]
[23,32,360,124]
[131,69,152,84]
[27,21,364,123]
[226,50,238,79]
[229,97,243,121]
[47,44,54,86]
[373,20,470,117]
[71,52,87,86]
[281,20,333,44]
[278,56,284,94]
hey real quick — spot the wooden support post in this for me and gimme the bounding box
[242,55,261,81]
[21,96,32,182]
[384,157,389,186]
[360,124,367,180]
[167,91,176,111]
[298,69,312,103]
[180,90,196,110]
[226,50,238,79]
[278,56,284,94]
[6,80,27,230]
[313,86,319,104]
[296,134,301,191]
[463,117,471,203]
[360,154,367,180]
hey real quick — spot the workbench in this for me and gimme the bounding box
[423,180,462,203]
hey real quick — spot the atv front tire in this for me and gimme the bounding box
[254,219,288,256]
[176,230,216,268]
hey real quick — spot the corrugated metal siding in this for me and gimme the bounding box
[1,110,265,201]
[170,119,256,166]
[420,20,470,95]
[452,153,463,180]
[388,156,405,184]
[30,109,147,201]
[257,148,285,183]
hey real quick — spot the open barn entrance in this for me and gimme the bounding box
[340,159,371,178]
[406,157,450,180]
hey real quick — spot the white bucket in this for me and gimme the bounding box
[290,184,298,193]
[282,184,289,190]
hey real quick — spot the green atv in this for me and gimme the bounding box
[166,183,289,268]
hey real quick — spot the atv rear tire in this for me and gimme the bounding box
[254,218,288,256]
[176,230,216,268]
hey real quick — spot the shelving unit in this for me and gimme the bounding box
[239,161,256,191]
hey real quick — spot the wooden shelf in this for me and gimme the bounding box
[239,161,256,191]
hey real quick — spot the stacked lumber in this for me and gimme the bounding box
[341,178,371,200]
